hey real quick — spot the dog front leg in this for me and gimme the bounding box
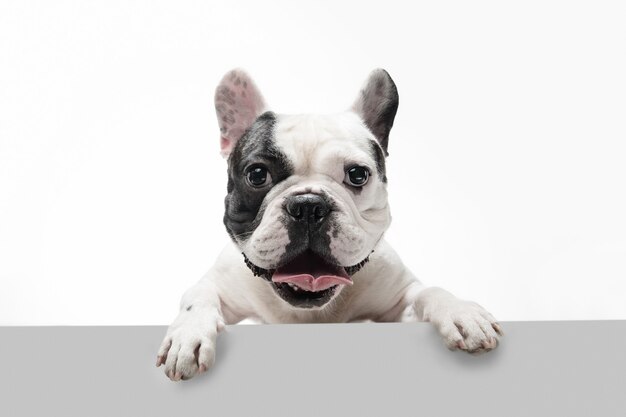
[401,283,503,353]
[156,277,226,381]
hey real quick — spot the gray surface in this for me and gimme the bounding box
[1,321,625,416]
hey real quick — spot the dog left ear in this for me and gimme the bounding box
[352,69,399,156]
[215,69,268,158]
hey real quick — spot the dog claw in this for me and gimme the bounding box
[199,364,207,373]
[492,323,504,336]
[482,338,494,350]
[457,340,467,350]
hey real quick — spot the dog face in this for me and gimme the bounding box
[215,69,398,309]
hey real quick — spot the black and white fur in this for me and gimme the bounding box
[157,69,502,381]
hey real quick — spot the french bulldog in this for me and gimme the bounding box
[156,68,502,381]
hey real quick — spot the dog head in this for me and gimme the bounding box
[215,69,398,309]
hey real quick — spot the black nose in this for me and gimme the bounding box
[285,194,330,223]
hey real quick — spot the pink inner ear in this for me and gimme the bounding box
[215,69,267,158]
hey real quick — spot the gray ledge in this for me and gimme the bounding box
[2,321,625,416]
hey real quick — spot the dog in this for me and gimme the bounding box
[156,68,502,381]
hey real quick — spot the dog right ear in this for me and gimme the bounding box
[352,69,399,157]
[215,69,268,158]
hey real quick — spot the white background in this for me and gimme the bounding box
[1,0,625,325]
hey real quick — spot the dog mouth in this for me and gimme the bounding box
[242,250,371,308]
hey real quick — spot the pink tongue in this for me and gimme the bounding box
[271,251,352,292]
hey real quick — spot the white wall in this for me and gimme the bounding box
[1,0,625,325]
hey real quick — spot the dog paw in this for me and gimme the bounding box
[156,321,219,381]
[420,290,503,354]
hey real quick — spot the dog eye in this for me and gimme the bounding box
[344,166,370,187]
[246,165,272,187]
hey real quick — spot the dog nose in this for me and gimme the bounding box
[285,194,330,223]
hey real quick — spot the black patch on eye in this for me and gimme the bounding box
[370,140,387,183]
[223,111,293,243]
